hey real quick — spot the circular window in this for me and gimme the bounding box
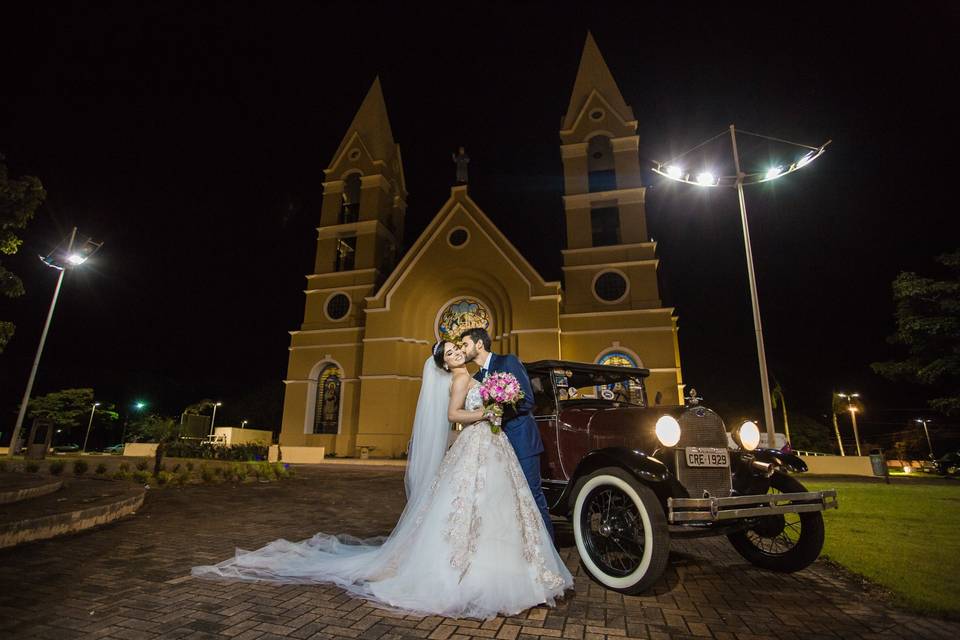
[348,148,361,161]
[594,272,628,303]
[589,109,605,121]
[325,293,351,320]
[592,151,604,160]
[448,227,469,248]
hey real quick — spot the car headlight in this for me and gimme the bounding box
[737,420,761,451]
[655,415,681,447]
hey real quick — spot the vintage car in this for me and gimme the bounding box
[525,360,838,593]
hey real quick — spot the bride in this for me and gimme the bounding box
[192,340,573,619]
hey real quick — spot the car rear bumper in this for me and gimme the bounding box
[667,490,838,523]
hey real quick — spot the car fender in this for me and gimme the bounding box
[750,448,808,473]
[558,448,677,515]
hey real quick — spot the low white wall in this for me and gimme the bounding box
[122,443,159,457]
[268,445,325,464]
[213,427,272,446]
[800,455,874,476]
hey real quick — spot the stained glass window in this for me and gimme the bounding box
[314,364,342,434]
[597,352,645,406]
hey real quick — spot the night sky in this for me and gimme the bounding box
[2,2,958,450]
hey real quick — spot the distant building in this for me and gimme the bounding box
[280,34,683,457]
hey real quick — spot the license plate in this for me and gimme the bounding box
[685,447,729,468]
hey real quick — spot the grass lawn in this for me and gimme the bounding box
[803,476,960,617]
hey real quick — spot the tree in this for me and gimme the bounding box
[873,250,960,415]
[27,388,96,438]
[128,413,178,476]
[786,414,834,454]
[0,158,47,353]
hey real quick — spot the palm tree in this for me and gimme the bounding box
[771,380,791,447]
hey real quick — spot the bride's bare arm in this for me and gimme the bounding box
[448,374,485,424]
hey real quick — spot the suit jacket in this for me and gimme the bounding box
[474,352,544,458]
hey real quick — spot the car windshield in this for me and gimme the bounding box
[550,367,646,407]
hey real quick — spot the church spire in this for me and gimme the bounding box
[562,32,634,131]
[329,76,397,167]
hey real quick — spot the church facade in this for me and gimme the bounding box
[279,34,684,457]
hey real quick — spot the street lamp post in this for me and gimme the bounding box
[838,392,862,456]
[209,402,222,436]
[915,418,934,459]
[653,126,830,446]
[81,402,101,452]
[241,420,248,430]
[8,228,102,458]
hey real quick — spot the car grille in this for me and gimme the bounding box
[674,407,732,498]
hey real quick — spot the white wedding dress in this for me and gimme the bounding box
[192,381,573,619]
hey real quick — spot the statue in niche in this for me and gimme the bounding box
[452,146,469,184]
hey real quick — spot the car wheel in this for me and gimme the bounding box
[727,472,825,573]
[947,465,959,476]
[571,467,669,594]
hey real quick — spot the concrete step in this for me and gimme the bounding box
[0,476,145,549]
[0,473,63,505]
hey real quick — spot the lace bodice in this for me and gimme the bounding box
[465,383,483,412]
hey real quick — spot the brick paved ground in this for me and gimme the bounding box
[1,466,956,640]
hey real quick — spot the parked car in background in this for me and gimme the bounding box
[51,443,80,453]
[934,451,960,476]
[103,444,125,455]
[525,359,838,594]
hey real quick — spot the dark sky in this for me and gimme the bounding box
[2,2,958,449]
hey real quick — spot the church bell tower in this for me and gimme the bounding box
[557,33,684,405]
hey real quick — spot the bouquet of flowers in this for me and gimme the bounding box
[478,372,525,434]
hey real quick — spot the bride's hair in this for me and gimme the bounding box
[431,340,448,370]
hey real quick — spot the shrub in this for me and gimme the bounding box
[135,459,149,471]
[73,460,89,475]
[132,470,151,484]
[213,466,224,477]
[95,463,108,475]
[176,469,190,485]
[232,463,249,482]
[156,471,174,485]
[185,461,194,471]
[25,462,40,473]
[49,460,65,475]
[118,462,130,473]
[0,460,7,472]
[112,470,130,480]
[171,463,180,473]
[200,465,214,483]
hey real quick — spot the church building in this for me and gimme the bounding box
[279,34,684,457]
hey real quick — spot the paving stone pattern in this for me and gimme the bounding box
[1,466,956,639]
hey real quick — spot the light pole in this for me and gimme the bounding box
[654,126,830,445]
[209,402,223,436]
[8,227,102,458]
[915,418,934,459]
[837,392,862,456]
[241,420,248,430]
[81,402,101,452]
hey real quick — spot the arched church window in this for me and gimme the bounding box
[334,236,356,272]
[587,135,616,192]
[340,173,361,224]
[597,352,646,406]
[437,298,491,344]
[314,364,342,434]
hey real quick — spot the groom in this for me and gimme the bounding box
[459,327,555,542]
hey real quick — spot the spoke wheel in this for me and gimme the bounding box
[572,467,669,593]
[727,472,825,573]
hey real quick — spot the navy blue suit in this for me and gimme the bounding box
[475,352,554,540]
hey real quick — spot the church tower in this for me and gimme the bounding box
[278,77,406,456]
[557,33,684,405]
